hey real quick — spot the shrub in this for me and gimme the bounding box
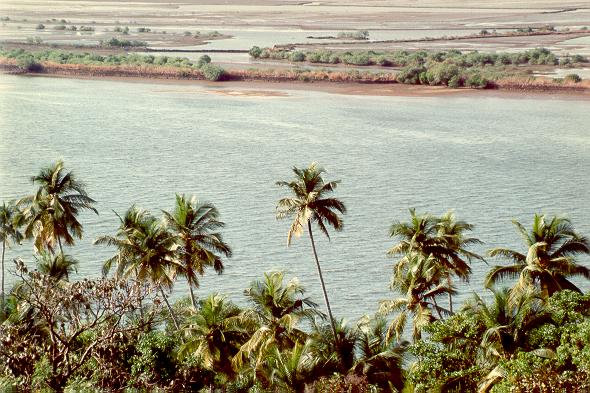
[200,63,225,81]
[289,51,306,62]
[196,54,211,68]
[564,73,582,83]
[249,45,262,58]
[53,25,66,30]
[35,23,45,30]
[16,55,44,72]
[136,27,151,33]
[465,73,490,88]
[397,64,427,84]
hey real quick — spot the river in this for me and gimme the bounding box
[1,73,589,321]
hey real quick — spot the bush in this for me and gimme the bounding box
[16,55,44,72]
[249,46,262,58]
[196,54,211,68]
[564,73,582,83]
[35,23,45,30]
[200,63,225,81]
[289,51,306,62]
[53,25,66,30]
[465,73,490,88]
[396,65,427,84]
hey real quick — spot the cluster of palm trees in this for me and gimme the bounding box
[2,159,590,392]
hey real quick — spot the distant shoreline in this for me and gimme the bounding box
[1,60,589,99]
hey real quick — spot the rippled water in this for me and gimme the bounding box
[1,74,589,321]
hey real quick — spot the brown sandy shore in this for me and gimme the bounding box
[1,61,589,100]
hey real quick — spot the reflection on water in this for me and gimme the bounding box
[0,74,589,320]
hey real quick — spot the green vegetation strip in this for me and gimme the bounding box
[0,47,588,89]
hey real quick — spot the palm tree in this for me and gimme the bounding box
[486,214,590,298]
[179,294,245,381]
[234,271,321,370]
[276,162,346,341]
[464,287,552,392]
[95,206,181,329]
[19,160,97,254]
[309,318,357,375]
[262,341,317,392]
[36,251,78,281]
[163,194,232,309]
[389,208,483,313]
[0,201,24,317]
[380,253,455,343]
[355,315,408,392]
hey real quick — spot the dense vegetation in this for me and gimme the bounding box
[1,161,590,392]
[249,47,588,88]
[0,48,227,81]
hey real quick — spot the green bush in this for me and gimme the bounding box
[249,46,262,58]
[16,55,44,72]
[35,23,45,30]
[200,63,225,81]
[197,54,211,68]
[564,73,582,83]
[289,51,306,62]
[396,65,427,84]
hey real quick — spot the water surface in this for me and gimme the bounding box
[1,74,589,320]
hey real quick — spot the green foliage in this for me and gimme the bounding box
[196,54,212,68]
[131,331,179,386]
[289,51,306,62]
[101,37,147,48]
[249,45,262,58]
[200,63,225,81]
[565,73,582,83]
[16,54,44,72]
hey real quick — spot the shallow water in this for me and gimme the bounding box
[1,74,589,321]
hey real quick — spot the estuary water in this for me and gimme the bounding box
[1,73,589,321]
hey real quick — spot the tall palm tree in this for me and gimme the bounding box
[179,294,245,380]
[19,160,97,254]
[95,205,181,329]
[486,214,590,298]
[276,162,346,341]
[36,251,78,281]
[0,201,24,317]
[163,194,232,309]
[234,271,320,370]
[380,253,454,343]
[388,208,483,313]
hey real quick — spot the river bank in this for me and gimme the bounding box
[1,56,589,99]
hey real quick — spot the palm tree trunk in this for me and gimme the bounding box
[158,284,180,330]
[188,277,198,310]
[307,221,338,342]
[1,239,5,320]
[447,276,453,314]
[58,237,63,256]
[432,298,443,319]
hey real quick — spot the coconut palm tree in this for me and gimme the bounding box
[179,293,245,381]
[464,287,552,392]
[234,271,321,370]
[19,160,97,254]
[486,214,590,298]
[163,194,232,309]
[36,251,78,282]
[308,318,357,375]
[0,201,24,317]
[389,208,483,313]
[95,206,181,329]
[380,253,455,343]
[262,341,317,392]
[276,162,346,341]
[355,315,408,392]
